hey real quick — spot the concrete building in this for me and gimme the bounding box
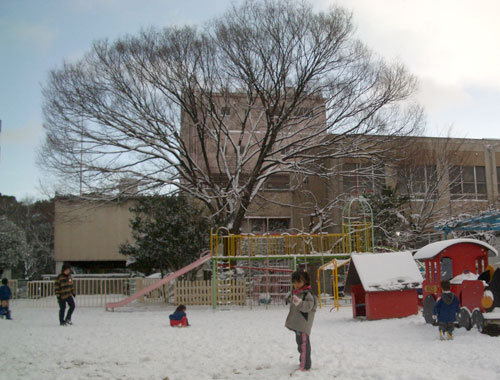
[53,89,500,270]
[54,197,134,273]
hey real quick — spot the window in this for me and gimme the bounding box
[441,257,453,281]
[449,166,486,200]
[397,165,438,199]
[245,217,290,234]
[343,163,384,195]
[220,106,231,116]
[268,218,290,233]
[263,175,289,190]
[293,107,313,117]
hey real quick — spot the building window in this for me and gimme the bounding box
[343,163,384,195]
[293,107,313,117]
[263,175,289,190]
[245,217,290,234]
[268,218,290,233]
[221,106,231,116]
[449,166,486,200]
[397,165,438,199]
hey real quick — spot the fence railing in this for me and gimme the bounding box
[25,278,167,308]
[23,277,271,308]
[175,279,246,306]
[6,279,18,299]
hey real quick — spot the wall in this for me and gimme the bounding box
[54,198,134,263]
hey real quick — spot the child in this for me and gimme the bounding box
[433,280,460,340]
[0,278,13,320]
[169,305,190,327]
[285,270,317,371]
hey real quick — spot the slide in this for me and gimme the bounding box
[105,252,211,311]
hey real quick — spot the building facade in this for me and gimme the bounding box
[53,136,500,270]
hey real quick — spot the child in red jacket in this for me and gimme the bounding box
[169,305,190,327]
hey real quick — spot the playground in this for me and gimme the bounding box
[4,300,500,380]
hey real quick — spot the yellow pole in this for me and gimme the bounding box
[317,267,322,308]
[334,260,339,311]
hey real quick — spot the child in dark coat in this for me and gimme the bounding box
[0,278,13,320]
[285,270,317,371]
[433,280,460,340]
[169,305,190,327]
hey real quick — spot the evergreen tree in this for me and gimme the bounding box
[0,195,54,279]
[365,186,410,249]
[0,216,28,276]
[120,195,211,276]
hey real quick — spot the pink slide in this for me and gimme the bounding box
[105,252,211,311]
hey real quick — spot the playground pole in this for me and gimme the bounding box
[212,257,217,310]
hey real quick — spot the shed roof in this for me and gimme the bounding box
[348,251,423,292]
[413,238,498,260]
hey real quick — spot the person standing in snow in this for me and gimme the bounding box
[55,263,76,326]
[285,270,317,372]
[433,280,460,340]
[0,278,13,320]
[169,305,190,327]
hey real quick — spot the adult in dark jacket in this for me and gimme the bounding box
[0,278,13,319]
[55,264,76,326]
[433,280,460,340]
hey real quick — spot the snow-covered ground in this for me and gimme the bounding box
[2,300,500,380]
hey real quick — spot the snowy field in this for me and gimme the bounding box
[2,300,500,380]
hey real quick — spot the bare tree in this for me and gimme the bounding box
[387,137,470,248]
[39,0,424,233]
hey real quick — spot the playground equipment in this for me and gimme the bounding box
[342,196,375,254]
[105,200,376,311]
[435,210,500,239]
[414,238,500,335]
[105,252,211,311]
[209,226,369,309]
[344,251,422,320]
[317,258,351,311]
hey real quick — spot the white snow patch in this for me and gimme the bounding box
[3,300,500,380]
[450,272,479,284]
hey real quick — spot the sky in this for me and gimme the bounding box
[1,0,500,201]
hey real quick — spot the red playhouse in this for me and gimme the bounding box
[413,238,500,333]
[345,251,423,320]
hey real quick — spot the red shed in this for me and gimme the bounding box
[345,252,423,320]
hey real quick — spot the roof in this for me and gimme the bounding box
[413,238,498,260]
[320,259,351,271]
[349,251,423,292]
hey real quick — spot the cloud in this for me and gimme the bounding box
[1,20,58,55]
[416,77,473,113]
[2,121,44,145]
[322,0,500,90]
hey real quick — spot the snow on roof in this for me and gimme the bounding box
[320,259,351,271]
[351,251,422,292]
[413,238,498,260]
